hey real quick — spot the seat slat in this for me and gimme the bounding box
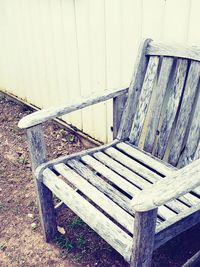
[169,61,200,166]
[69,157,162,225]
[81,155,138,197]
[105,147,160,183]
[179,193,200,207]
[54,163,134,233]
[129,56,160,144]
[144,57,173,153]
[67,159,131,213]
[93,151,148,189]
[43,168,132,262]
[192,186,200,197]
[154,59,188,159]
[117,142,173,176]
[82,157,174,221]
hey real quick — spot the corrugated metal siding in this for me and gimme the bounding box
[0,0,200,142]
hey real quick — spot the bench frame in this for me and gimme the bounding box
[19,39,200,266]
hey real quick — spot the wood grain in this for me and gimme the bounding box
[67,159,131,213]
[113,93,127,139]
[178,86,200,167]
[144,57,173,153]
[27,125,57,241]
[130,209,157,267]
[129,56,159,144]
[117,39,151,139]
[169,61,200,166]
[154,59,188,159]
[54,162,134,233]
[147,41,200,61]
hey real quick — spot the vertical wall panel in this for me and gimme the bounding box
[88,0,107,142]
[105,0,122,141]
[142,0,165,40]
[1,0,200,142]
[60,0,82,129]
[121,0,142,86]
[75,0,94,136]
[187,0,200,43]
[162,0,191,42]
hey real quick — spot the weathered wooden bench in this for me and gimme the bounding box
[18,39,200,266]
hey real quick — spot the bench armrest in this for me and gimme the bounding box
[131,158,200,212]
[18,87,128,129]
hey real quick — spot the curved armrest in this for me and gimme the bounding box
[18,87,128,129]
[131,158,200,212]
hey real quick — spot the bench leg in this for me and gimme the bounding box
[130,209,157,267]
[27,125,57,241]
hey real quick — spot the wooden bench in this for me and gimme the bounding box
[18,39,200,266]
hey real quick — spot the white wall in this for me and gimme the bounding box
[0,0,200,142]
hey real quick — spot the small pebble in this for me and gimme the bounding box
[57,226,66,235]
[31,223,37,230]
[27,213,34,219]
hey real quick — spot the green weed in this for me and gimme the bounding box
[76,235,86,249]
[17,155,28,165]
[55,235,73,253]
[73,252,82,263]
[68,217,83,229]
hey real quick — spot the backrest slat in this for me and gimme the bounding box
[147,41,200,61]
[194,141,200,160]
[144,57,173,153]
[129,56,159,145]
[117,39,151,140]
[168,61,200,166]
[178,89,200,167]
[153,59,188,159]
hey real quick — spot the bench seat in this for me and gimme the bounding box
[37,141,200,262]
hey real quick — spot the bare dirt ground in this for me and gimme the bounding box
[1,95,200,267]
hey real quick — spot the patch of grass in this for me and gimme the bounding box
[54,232,87,260]
[68,217,84,229]
[73,252,83,263]
[55,235,73,253]
[76,235,86,249]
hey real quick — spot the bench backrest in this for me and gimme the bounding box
[117,39,200,167]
